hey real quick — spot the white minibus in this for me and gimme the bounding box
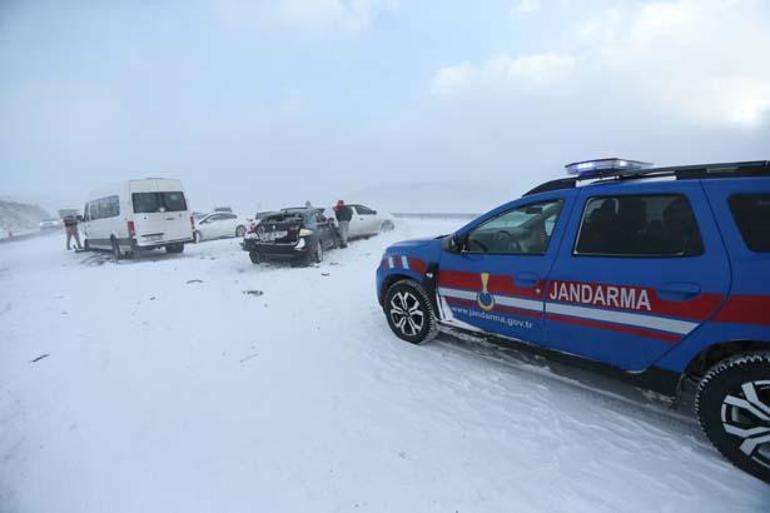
[83,178,194,258]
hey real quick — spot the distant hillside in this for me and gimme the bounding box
[0,200,51,237]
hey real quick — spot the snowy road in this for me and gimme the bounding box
[1,219,767,512]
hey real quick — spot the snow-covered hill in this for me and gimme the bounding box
[0,199,50,237]
[0,221,767,512]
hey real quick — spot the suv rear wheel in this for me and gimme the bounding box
[695,352,770,483]
[383,280,438,344]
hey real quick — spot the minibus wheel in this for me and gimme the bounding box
[165,243,184,254]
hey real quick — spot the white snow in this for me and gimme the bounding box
[1,219,768,512]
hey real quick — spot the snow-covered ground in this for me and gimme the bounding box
[0,219,767,512]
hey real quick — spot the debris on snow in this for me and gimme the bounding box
[239,353,259,363]
[30,354,50,364]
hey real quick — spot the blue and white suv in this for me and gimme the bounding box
[376,159,770,483]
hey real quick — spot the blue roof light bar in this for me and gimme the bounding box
[565,158,654,179]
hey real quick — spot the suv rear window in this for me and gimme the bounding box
[132,191,187,213]
[575,194,703,257]
[729,194,770,252]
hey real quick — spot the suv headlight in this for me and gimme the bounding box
[299,228,313,237]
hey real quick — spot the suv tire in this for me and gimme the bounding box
[695,352,770,484]
[249,251,262,264]
[383,280,438,344]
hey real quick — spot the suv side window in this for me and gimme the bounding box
[574,194,703,257]
[466,200,564,255]
[728,194,770,252]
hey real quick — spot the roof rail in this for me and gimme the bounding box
[523,160,769,197]
[523,177,576,196]
[588,160,770,182]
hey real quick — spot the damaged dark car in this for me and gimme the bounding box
[242,208,339,265]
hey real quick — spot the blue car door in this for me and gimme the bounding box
[436,192,573,345]
[543,181,730,371]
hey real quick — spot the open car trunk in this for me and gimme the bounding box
[253,213,305,244]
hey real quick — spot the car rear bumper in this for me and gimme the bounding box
[242,238,310,259]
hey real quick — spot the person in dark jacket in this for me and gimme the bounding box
[333,200,353,248]
[63,214,82,250]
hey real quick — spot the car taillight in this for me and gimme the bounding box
[190,216,195,231]
[127,220,136,238]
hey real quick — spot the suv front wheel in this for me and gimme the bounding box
[383,280,438,344]
[695,352,770,483]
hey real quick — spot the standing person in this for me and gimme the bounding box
[63,214,82,251]
[333,200,352,248]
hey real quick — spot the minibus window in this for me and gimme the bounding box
[162,192,187,212]
[132,191,187,213]
[132,193,162,213]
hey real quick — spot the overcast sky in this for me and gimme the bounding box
[1,0,769,212]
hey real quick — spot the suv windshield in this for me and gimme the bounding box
[132,191,187,213]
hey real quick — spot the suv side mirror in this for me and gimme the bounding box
[443,233,464,253]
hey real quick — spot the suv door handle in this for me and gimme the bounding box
[658,282,701,300]
[515,272,539,288]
